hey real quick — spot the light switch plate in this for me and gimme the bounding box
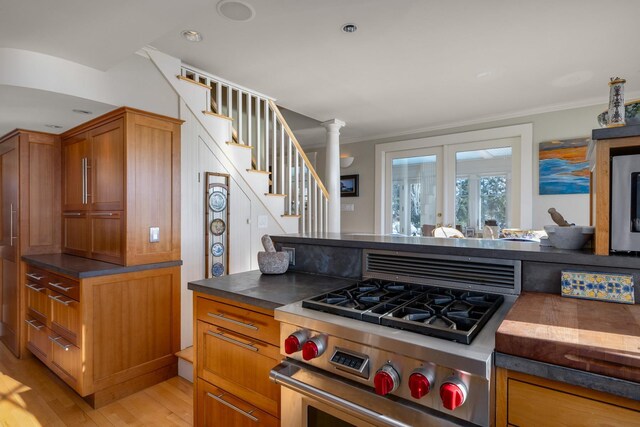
[149,227,160,243]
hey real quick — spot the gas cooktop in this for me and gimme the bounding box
[302,279,503,344]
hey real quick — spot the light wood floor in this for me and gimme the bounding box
[0,344,193,426]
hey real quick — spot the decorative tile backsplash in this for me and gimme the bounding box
[561,271,634,304]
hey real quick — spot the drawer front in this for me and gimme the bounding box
[49,291,80,346]
[25,266,49,286]
[197,297,279,346]
[197,379,279,427]
[508,378,640,426]
[46,273,80,301]
[49,334,81,390]
[25,282,49,322]
[198,321,281,416]
[25,317,50,362]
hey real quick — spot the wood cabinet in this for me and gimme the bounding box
[23,262,181,408]
[496,368,640,426]
[0,130,60,357]
[61,107,181,266]
[194,293,282,426]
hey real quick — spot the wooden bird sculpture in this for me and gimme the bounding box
[547,208,572,226]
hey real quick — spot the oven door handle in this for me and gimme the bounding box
[270,361,412,427]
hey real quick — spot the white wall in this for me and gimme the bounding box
[309,104,604,232]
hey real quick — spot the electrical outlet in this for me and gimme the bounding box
[282,247,295,266]
[149,227,160,243]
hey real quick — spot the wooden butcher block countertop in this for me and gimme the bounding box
[495,292,640,383]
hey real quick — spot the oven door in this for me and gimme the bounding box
[270,360,467,427]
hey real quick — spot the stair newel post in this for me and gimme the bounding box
[280,125,285,196]
[256,98,261,170]
[287,136,292,215]
[324,196,328,232]
[272,109,277,192]
[301,162,306,234]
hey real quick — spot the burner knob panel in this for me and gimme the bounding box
[408,369,434,399]
[440,378,468,411]
[284,330,308,355]
[302,336,326,360]
[374,364,400,396]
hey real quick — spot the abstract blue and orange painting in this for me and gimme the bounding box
[539,138,590,195]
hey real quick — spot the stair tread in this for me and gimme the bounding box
[265,193,287,197]
[203,111,233,121]
[225,141,253,150]
[281,214,302,218]
[177,75,211,90]
[246,169,271,175]
[175,346,194,364]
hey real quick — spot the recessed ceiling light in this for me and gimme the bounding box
[72,109,93,114]
[342,23,358,33]
[45,124,63,129]
[476,71,493,79]
[181,30,203,42]
[217,0,255,22]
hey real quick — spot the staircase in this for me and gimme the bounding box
[175,65,329,233]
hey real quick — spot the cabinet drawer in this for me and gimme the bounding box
[49,291,80,346]
[46,273,80,301]
[198,321,281,417]
[507,378,640,426]
[25,317,50,362]
[197,379,279,427]
[197,297,279,346]
[49,334,81,390]
[25,281,49,322]
[25,266,49,286]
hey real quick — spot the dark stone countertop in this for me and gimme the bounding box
[495,352,640,402]
[22,253,183,279]
[188,270,356,311]
[272,233,640,269]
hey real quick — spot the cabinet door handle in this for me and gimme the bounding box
[63,212,82,217]
[206,330,258,352]
[207,312,258,331]
[25,283,45,292]
[9,203,16,246]
[81,157,86,205]
[205,392,259,422]
[48,282,73,292]
[89,212,114,216]
[48,294,73,306]
[48,335,71,351]
[26,273,45,280]
[25,319,44,330]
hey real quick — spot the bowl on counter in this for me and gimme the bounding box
[597,99,640,127]
[543,225,594,250]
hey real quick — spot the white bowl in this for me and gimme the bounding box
[543,225,594,250]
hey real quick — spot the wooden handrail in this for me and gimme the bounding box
[268,100,329,199]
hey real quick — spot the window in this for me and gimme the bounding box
[375,124,532,235]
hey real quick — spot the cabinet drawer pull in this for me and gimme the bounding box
[207,312,258,331]
[63,212,82,217]
[89,212,114,216]
[48,336,71,351]
[48,294,73,306]
[26,273,45,280]
[49,282,73,292]
[206,330,259,352]
[26,283,46,292]
[25,319,44,330]
[206,392,258,422]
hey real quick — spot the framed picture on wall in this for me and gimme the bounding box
[340,174,359,197]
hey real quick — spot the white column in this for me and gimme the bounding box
[321,119,346,233]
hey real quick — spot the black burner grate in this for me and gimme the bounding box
[302,279,503,344]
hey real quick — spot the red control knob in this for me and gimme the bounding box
[440,380,467,411]
[374,365,400,396]
[284,330,308,355]
[301,336,325,360]
[408,372,431,399]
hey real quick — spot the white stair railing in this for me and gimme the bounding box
[179,66,329,233]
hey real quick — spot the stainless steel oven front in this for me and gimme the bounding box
[612,153,640,252]
[271,360,466,427]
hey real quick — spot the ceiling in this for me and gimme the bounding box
[2,0,640,146]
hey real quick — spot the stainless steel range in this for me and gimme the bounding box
[270,249,521,426]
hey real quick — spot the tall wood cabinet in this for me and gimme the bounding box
[0,130,60,357]
[61,107,181,265]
